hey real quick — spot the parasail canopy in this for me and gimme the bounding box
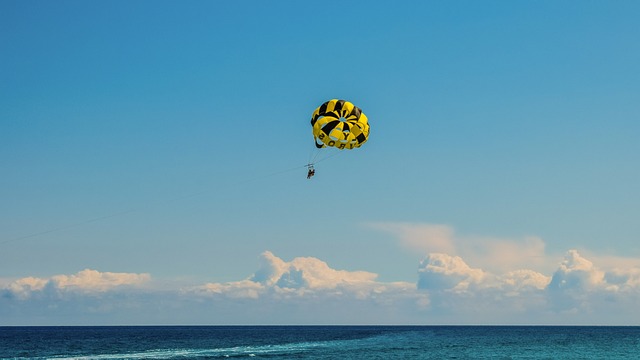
[310,99,369,150]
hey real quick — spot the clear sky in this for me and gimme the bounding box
[1,0,639,325]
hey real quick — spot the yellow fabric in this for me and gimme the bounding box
[310,99,370,150]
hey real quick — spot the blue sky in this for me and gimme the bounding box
[1,1,639,325]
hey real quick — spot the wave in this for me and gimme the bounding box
[13,329,420,359]
[43,340,337,359]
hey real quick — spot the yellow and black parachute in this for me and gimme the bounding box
[311,99,369,150]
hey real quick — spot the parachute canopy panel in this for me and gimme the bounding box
[310,99,369,150]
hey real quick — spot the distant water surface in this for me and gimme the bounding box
[1,326,639,359]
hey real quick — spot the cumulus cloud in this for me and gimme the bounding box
[410,246,640,319]
[548,250,605,291]
[2,269,150,300]
[410,249,640,323]
[250,251,378,289]
[186,249,640,324]
[194,280,264,299]
[3,247,640,325]
[183,251,429,324]
[543,250,640,314]
[499,270,551,292]
[416,253,551,296]
[604,268,640,290]
[192,251,411,301]
[53,269,150,291]
[417,253,486,291]
[4,277,49,300]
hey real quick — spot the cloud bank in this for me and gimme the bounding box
[3,269,151,300]
[3,225,640,325]
[188,251,424,322]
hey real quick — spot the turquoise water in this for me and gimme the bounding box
[1,326,639,359]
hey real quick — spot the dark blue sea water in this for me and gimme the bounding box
[1,326,639,359]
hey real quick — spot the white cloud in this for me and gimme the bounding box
[416,253,551,295]
[250,251,289,286]
[182,252,428,324]
[252,251,378,289]
[604,268,640,291]
[4,277,49,300]
[548,250,605,291]
[3,244,640,325]
[193,280,264,299]
[412,249,640,323]
[52,269,151,292]
[417,253,486,291]
[192,251,408,301]
[499,270,551,292]
[2,269,150,299]
[186,249,640,324]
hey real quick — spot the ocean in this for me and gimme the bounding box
[1,326,639,359]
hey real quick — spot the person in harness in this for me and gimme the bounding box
[307,165,315,179]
